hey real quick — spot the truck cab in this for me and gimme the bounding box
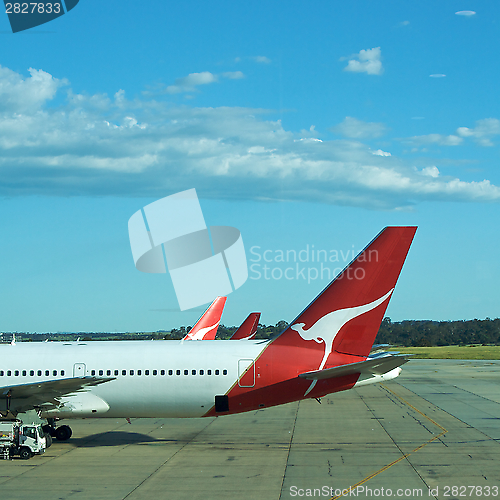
[0,421,47,459]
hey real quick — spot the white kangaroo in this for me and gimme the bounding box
[290,289,393,395]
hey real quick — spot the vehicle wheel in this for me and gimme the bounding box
[55,425,72,441]
[19,447,32,460]
[44,433,53,448]
[42,424,56,437]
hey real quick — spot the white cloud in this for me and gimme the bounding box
[406,119,500,148]
[0,65,499,210]
[0,66,67,112]
[372,149,391,157]
[456,118,500,146]
[166,71,217,94]
[342,47,383,76]
[151,70,246,95]
[404,134,463,146]
[455,11,476,16]
[430,74,446,78]
[222,71,245,80]
[251,56,271,64]
[421,166,439,178]
[331,117,387,139]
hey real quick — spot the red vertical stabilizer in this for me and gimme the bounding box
[230,312,261,340]
[271,227,417,368]
[183,296,227,340]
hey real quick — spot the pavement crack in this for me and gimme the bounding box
[278,400,300,500]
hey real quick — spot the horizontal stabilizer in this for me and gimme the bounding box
[370,344,391,352]
[298,355,408,381]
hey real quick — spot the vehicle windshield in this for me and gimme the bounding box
[23,426,36,440]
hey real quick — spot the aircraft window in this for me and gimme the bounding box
[152,370,157,376]
[37,370,41,376]
[137,370,142,376]
[160,370,165,375]
[192,370,196,375]
[29,370,34,376]
[114,370,119,376]
[7,371,11,376]
[200,370,204,375]
[223,369,227,375]
[215,370,219,375]
[0,371,3,376]
[130,370,134,376]
[145,370,150,375]
[184,369,188,375]
[53,370,57,376]
[45,370,49,376]
[22,370,27,376]
[176,370,180,375]
[15,370,19,376]
[91,370,96,376]
[122,370,126,376]
[99,370,103,376]
[207,370,212,375]
[107,370,111,376]
[168,370,173,375]
[61,370,65,376]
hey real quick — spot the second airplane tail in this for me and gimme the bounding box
[183,296,227,340]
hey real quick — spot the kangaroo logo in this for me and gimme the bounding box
[185,322,220,341]
[290,289,393,395]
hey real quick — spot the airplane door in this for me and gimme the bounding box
[73,363,86,377]
[238,359,255,388]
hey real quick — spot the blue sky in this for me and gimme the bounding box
[0,1,499,332]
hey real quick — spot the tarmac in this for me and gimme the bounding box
[1,360,499,500]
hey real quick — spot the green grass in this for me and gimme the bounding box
[387,345,500,360]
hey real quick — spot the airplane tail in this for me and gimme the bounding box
[271,227,416,366]
[183,296,227,340]
[230,312,261,340]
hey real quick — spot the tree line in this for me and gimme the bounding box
[171,317,500,346]
[3,317,499,345]
[375,317,500,346]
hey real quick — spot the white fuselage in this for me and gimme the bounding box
[0,340,268,418]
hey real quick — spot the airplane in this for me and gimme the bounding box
[230,313,261,340]
[182,296,226,340]
[0,226,416,443]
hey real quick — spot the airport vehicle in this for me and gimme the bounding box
[0,420,46,459]
[182,296,226,340]
[0,226,416,442]
[230,312,260,340]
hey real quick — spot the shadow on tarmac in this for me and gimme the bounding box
[68,431,189,447]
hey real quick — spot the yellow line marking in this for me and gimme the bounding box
[330,385,447,500]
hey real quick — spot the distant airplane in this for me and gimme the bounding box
[0,227,416,443]
[230,313,261,340]
[182,297,226,340]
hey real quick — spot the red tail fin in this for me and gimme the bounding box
[230,312,261,340]
[272,227,416,366]
[183,296,227,340]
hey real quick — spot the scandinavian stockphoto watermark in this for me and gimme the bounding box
[289,484,500,497]
[3,0,79,33]
[249,245,378,284]
[128,189,248,311]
